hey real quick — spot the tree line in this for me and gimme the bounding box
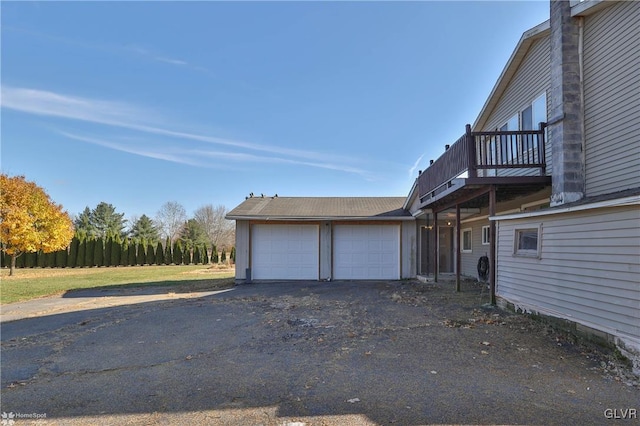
[74,201,235,250]
[1,174,236,275]
[3,234,236,269]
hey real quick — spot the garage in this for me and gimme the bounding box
[251,224,319,280]
[227,196,414,282]
[333,224,400,280]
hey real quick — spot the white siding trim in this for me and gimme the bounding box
[491,195,640,221]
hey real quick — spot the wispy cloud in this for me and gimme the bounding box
[4,27,213,75]
[123,44,212,74]
[58,132,204,168]
[408,154,425,177]
[2,85,372,178]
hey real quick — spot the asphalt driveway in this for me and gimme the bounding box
[1,279,638,425]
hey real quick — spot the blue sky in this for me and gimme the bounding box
[1,1,549,221]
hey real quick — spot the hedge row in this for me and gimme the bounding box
[2,237,236,269]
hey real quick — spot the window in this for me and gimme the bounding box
[521,105,533,130]
[514,226,541,257]
[500,114,519,162]
[482,225,490,245]
[461,228,472,253]
[498,93,547,165]
[532,92,547,127]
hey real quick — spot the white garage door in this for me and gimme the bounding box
[251,224,319,280]
[333,224,400,280]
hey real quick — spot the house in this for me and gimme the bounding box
[227,0,639,371]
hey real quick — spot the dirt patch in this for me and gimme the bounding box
[183,265,235,275]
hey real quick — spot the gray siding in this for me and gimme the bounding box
[401,221,417,279]
[583,1,640,196]
[480,36,552,178]
[495,205,640,343]
[459,189,551,278]
[320,221,332,280]
[234,220,250,280]
[460,221,491,279]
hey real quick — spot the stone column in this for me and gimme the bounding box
[549,0,585,206]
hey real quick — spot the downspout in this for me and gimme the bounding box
[489,186,497,305]
[455,204,461,292]
[434,210,438,283]
[578,16,586,188]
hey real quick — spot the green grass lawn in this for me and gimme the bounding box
[0,265,235,304]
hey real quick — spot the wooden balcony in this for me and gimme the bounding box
[418,123,547,202]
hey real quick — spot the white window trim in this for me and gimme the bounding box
[461,228,473,253]
[481,225,490,245]
[513,224,542,258]
[503,93,547,165]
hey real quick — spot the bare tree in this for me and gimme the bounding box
[193,204,235,249]
[155,201,187,244]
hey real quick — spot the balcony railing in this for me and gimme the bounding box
[418,123,546,200]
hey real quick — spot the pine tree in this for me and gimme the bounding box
[111,234,122,266]
[77,239,86,268]
[182,248,190,265]
[104,236,113,267]
[221,248,227,263]
[45,251,56,268]
[155,241,165,265]
[193,245,201,264]
[129,214,160,243]
[146,243,155,265]
[230,247,236,264]
[55,248,67,268]
[120,240,129,266]
[173,240,183,265]
[15,253,26,269]
[137,241,146,265]
[202,243,209,264]
[164,237,172,265]
[212,245,219,264]
[93,237,104,267]
[74,207,96,239]
[86,239,96,267]
[68,237,79,268]
[25,251,37,268]
[179,219,207,252]
[90,202,127,239]
[129,240,137,266]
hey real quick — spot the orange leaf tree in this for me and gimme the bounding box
[0,174,74,276]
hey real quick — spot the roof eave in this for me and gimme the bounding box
[225,216,415,222]
[571,0,612,17]
[403,178,419,210]
[472,20,550,131]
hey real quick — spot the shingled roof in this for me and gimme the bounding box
[226,197,412,220]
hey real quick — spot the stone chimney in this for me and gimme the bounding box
[549,0,585,206]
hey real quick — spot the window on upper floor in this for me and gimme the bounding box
[522,105,534,130]
[532,92,547,129]
[500,114,519,163]
[499,92,547,164]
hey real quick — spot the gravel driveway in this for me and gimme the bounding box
[1,279,638,425]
